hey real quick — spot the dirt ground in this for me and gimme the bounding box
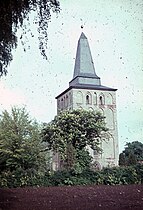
[0,184,143,210]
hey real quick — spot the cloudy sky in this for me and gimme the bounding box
[0,0,143,152]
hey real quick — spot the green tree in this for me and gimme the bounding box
[73,149,93,174]
[119,141,143,166]
[0,0,60,76]
[0,107,47,187]
[119,152,126,166]
[127,153,137,166]
[42,109,108,171]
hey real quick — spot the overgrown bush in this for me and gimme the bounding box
[134,164,143,184]
[101,166,139,185]
[119,141,143,166]
[1,164,143,188]
[47,164,143,187]
[0,168,48,188]
[48,170,72,186]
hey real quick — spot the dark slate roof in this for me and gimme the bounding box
[71,32,101,87]
[56,33,117,99]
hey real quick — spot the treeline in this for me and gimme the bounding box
[0,107,143,188]
[1,164,143,187]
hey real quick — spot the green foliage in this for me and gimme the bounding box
[1,162,143,187]
[73,149,93,174]
[47,164,143,187]
[134,164,143,184]
[101,167,120,185]
[49,170,72,186]
[119,141,143,166]
[42,109,108,170]
[125,141,143,160]
[0,168,43,188]
[127,153,137,166]
[1,108,142,188]
[79,169,103,185]
[0,107,48,187]
[0,0,60,76]
[48,169,98,186]
[101,166,139,185]
[119,153,126,166]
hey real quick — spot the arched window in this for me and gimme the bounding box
[86,92,92,104]
[63,96,65,108]
[99,93,105,105]
[65,95,68,107]
[61,98,64,110]
[106,93,113,105]
[94,92,97,105]
[86,95,90,104]
[100,96,103,105]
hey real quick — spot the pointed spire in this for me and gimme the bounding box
[69,33,101,87]
[80,32,87,39]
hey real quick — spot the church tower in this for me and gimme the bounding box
[56,33,119,168]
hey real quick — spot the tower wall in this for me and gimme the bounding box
[56,88,119,168]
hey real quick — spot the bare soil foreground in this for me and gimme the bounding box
[0,184,143,210]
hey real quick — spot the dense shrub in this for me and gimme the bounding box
[0,168,47,188]
[119,141,143,166]
[47,164,143,187]
[48,169,93,186]
[101,166,139,185]
[48,170,72,186]
[1,164,143,188]
[79,169,103,185]
[134,164,143,184]
[101,167,121,185]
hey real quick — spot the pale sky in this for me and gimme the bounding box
[0,0,143,152]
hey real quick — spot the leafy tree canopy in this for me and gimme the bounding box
[119,141,143,166]
[0,0,60,76]
[42,109,109,170]
[0,107,47,175]
[124,141,143,161]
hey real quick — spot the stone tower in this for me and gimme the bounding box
[56,33,119,168]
